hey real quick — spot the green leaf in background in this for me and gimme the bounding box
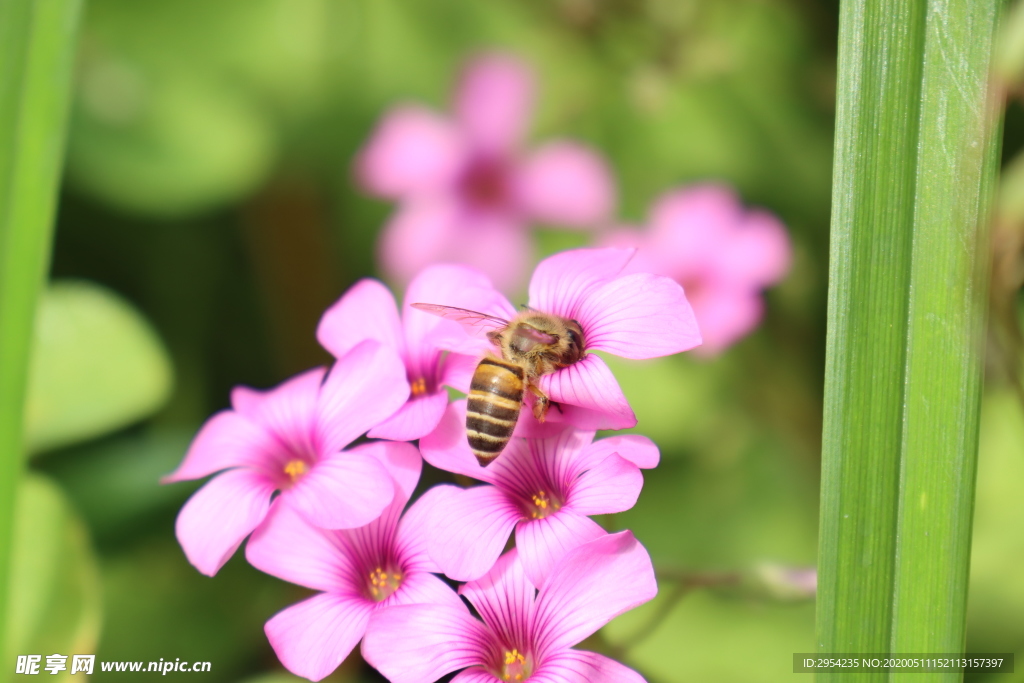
[608,426,817,682]
[67,73,275,219]
[78,0,333,113]
[603,354,738,456]
[3,474,102,677]
[25,280,173,454]
[95,538,294,683]
[966,390,1024,655]
[606,590,814,683]
[38,428,194,543]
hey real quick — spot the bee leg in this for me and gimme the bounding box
[486,330,502,347]
[528,383,551,422]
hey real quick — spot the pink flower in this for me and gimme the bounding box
[601,185,791,355]
[362,531,656,683]
[417,401,658,588]
[426,247,701,430]
[246,441,462,682]
[164,341,409,576]
[357,52,616,292]
[317,265,494,441]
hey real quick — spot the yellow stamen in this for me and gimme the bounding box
[501,649,528,681]
[528,491,560,519]
[367,566,402,602]
[283,459,307,482]
[410,377,428,397]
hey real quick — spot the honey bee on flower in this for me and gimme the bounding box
[414,247,702,461]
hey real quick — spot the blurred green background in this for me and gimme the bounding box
[10,0,1024,681]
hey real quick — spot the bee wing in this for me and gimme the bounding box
[410,303,510,334]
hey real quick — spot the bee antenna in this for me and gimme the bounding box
[519,304,536,311]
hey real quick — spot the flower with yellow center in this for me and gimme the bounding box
[527,490,560,519]
[409,377,428,397]
[283,459,307,483]
[501,649,529,681]
[367,566,403,602]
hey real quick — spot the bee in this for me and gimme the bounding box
[411,304,586,466]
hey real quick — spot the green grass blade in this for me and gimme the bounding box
[0,0,82,662]
[889,0,1002,669]
[818,0,928,664]
[819,0,1002,678]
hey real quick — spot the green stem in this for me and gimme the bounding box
[0,0,81,665]
[818,1,1002,680]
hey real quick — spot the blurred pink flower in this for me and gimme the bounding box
[602,185,791,355]
[246,441,462,682]
[362,532,656,683]
[427,247,701,430]
[417,401,658,587]
[317,265,494,441]
[357,53,616,292]
[164,341,409,576]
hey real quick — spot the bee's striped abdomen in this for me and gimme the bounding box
[466,357,524,466]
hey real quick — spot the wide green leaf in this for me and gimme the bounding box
[25,280,173,454]
[818,0,1002,676]
[3,475,102,675]
[0,0,82,661]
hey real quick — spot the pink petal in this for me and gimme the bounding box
[718,210,791,288]
[362,603,491,683]
[378,198,461,289]
[515,512,606,590]
[419,401,496,482]
[689,286,763,356]
[337,491,405,573]
[348,440,422,504]
[537,355,636,430]
[391,569,464,610]
[230,368,326,463]
[459,549,535,646]
[316,279,403,361]
[403,263,497,354]
[455,53,533,153]
[564,454,643,516]
[440,351,482,393]
[265,592,373,682]
[368,390,449,442]
[316,340,409,455]
[282,452,394,529]
[583,434,660,469]
[533,532,657,654]
[511,407,579,440]
[445,213,533,294]
[162,411,274,483]
[175,468,276,576]
[420,484,522,581]
[486,428,593,496]
[527,248,635,319]
[395,489,443,573]
[532,651,647,683]
[356,105,466,198]
[452,669,503,683]
[647,185,743,277]
[515,141,615,227]
[246,504,356,592]
[227,385,263,417]
[576,273,701,358]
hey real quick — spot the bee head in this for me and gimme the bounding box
[565,320,585,361]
